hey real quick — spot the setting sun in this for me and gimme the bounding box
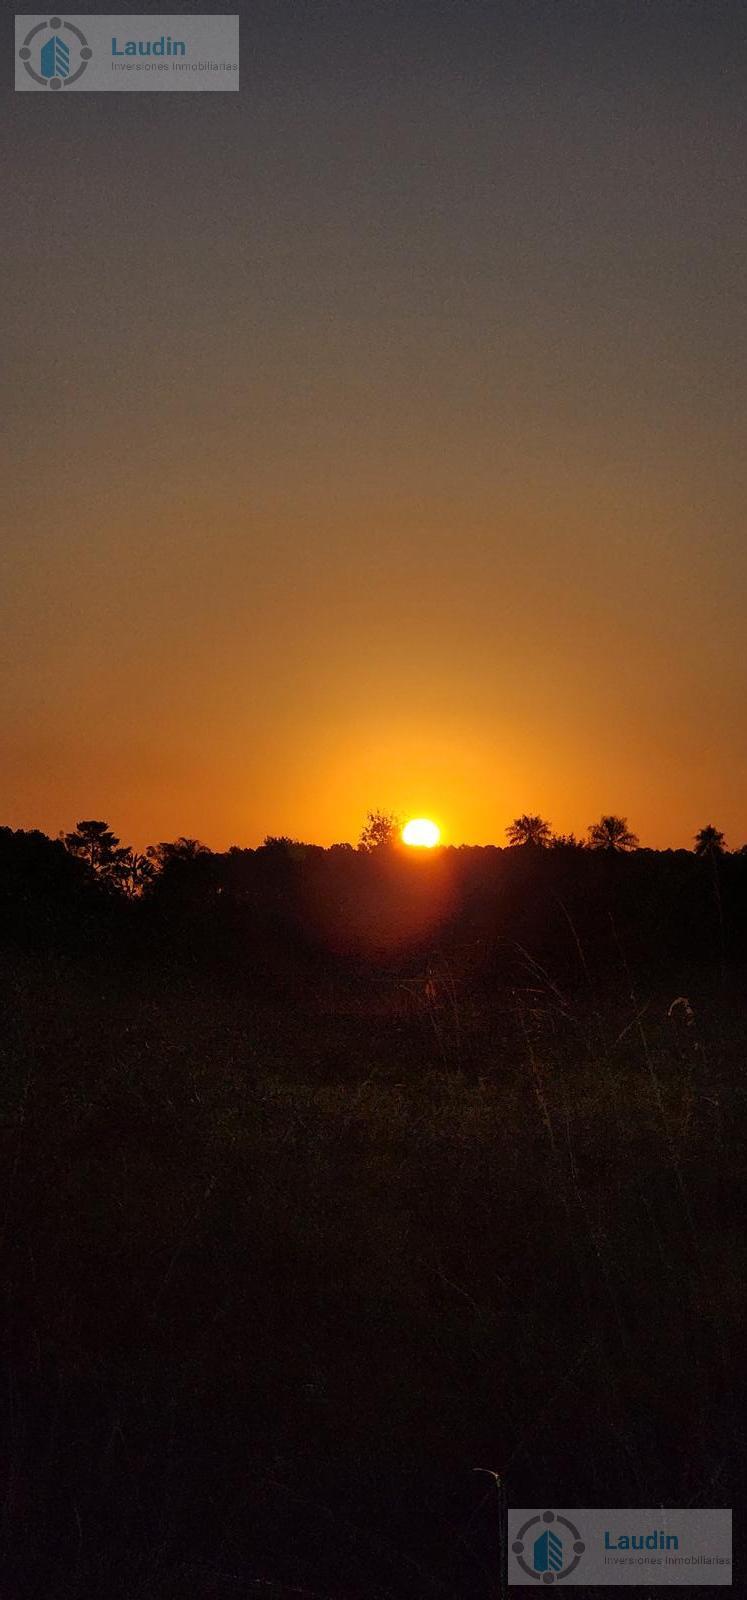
[402,818,441,849]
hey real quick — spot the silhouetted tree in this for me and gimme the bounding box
[257,836,314,865]
[550,832,585,850]
[358,810,400,852]
[63,820,129,885]
[146,837,210,869]
[117,848,156,897]
[694,824,726,858]
[587,815,639,852]
[506,814,552,848]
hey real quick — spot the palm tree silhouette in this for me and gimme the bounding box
[506,814,552,848]
[117,849,156,897]
[694,824,726,858]
[587,815,639,852]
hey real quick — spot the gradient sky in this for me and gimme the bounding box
[3,0,745,849]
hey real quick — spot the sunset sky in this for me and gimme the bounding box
[3,0,745,850]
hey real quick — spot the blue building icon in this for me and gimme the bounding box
[534,1528,563,1573]
[40,34,70,79]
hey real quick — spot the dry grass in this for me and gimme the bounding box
[0,951,744,1598]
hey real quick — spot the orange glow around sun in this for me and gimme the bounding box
[402,818,441,848]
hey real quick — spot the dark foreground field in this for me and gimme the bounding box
[2,953,745,1598]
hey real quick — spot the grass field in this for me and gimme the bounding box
[1,948,744,1597]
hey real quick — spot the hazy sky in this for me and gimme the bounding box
[3,0,745,849]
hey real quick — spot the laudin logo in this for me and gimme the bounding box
[18,16,92,88]
[512,1510,585,1584]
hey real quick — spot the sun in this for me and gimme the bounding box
[402,817,441,849]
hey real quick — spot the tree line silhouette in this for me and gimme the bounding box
[7,810,736,905]
[362,808,735,857]
[1,809,746,981]
[61,818,210,895]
